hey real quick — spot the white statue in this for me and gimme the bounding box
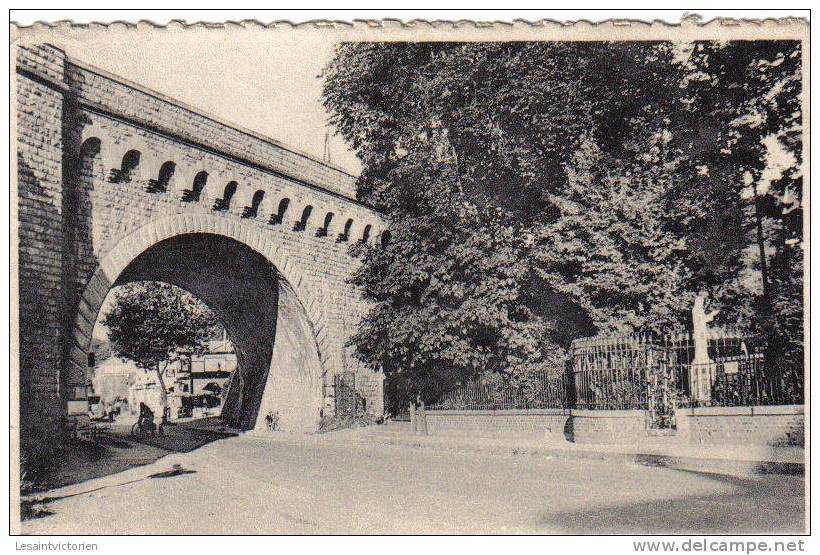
[692,290,718,365]
[691,290,719,401]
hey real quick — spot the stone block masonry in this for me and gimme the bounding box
[568,409,649,444]
[16,43,387,452]
[425,409,571,440]
[16,44,68,454]
[425,406,805,448]
[63,56,358,199]
[677,405,804,447]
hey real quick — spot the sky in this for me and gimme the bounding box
[51,27,362,174]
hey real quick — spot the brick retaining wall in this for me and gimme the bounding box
[425,409,571,440]
[677,405,804,447]
[568,409,648,445]
[425,406,805,447]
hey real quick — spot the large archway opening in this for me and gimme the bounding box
[85,232,325,433]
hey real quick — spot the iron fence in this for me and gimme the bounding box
[685,356,803,407]
[572,334,660,409]
[426,330,802,413]
[571,331,803,409]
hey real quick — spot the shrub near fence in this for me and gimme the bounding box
[429,371,571,410]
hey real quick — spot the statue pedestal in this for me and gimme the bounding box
[689,361,715,403]
[691,291,718,404]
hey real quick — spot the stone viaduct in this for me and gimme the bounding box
[15,44,388,453]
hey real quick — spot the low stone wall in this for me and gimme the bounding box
[424,405,805,447]
[568,409,648,445]
[425,409,570,440]
[424,408,645,444]
[677,404,804,447]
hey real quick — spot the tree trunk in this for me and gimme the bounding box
[155,363,169,421]
[753,193,785,380]
[753,195,771,303]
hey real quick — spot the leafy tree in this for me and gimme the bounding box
[323,42,662,407]
[90,337,112,363]
[323,40,804,409]
[534,134,693,334]
[670,41,804,369]
[535,40,803,342]
[102,281,220,410]
[346,138,561,408]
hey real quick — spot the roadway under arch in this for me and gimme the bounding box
[76,228,326,433]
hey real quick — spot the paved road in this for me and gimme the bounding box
[22,432,805,534]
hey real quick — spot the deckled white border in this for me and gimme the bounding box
[7,10,811,541]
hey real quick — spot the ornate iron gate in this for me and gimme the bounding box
[334,371,357,420]
[646,359,676,431]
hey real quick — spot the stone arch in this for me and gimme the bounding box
[103,137,151,181]
[147,161,176,193]
[293,204,313,232]
[77,124,109,167]
[316,211,334,237]
[62,135,106,392]
[361,224,373,243]
[70,214,331,432]
[80,136,102,158]
[79,125,103,154]
[242,190,266,218]
[183,170,209,202]
[270,197,290,225]
[338,218,354,243]
[108,149,142,184]
[214,181,238,212]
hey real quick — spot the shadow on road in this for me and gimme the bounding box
[21,463,200,522]
[149,464,197,479]
[125,422,236,453]
[539,468,806,534]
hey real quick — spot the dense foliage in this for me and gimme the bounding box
[322,41,803,409]
[102,281,220,405]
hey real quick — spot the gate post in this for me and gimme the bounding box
[409,401,417,433]
[418,400,428,436]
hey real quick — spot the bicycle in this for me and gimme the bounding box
[130,417,164,438]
